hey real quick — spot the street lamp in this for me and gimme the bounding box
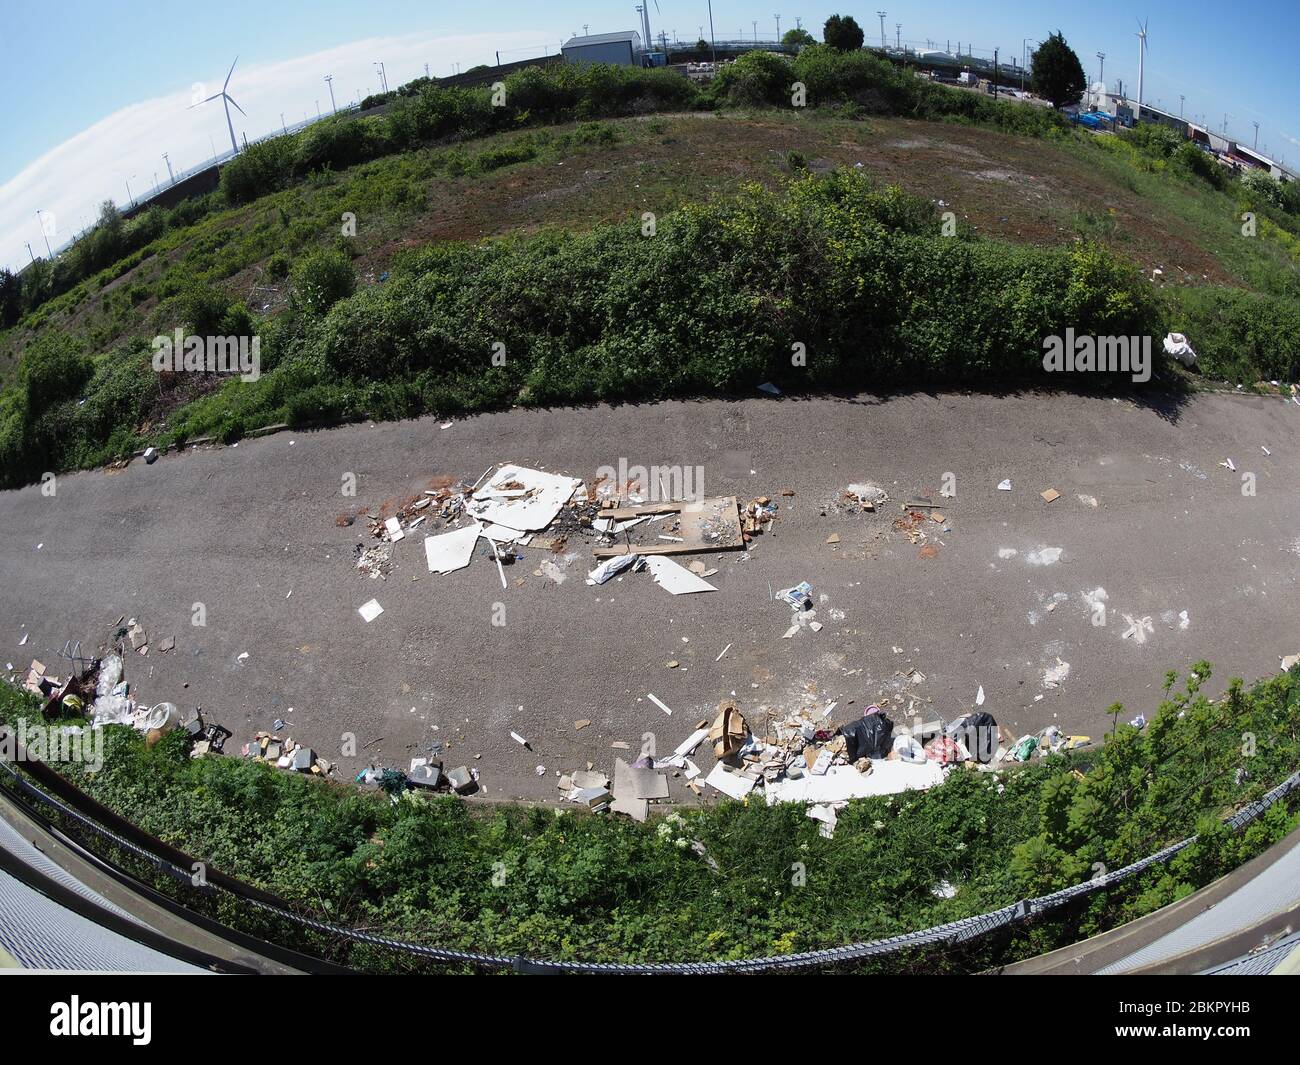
[35,210,52,257]
[325,74,337,114]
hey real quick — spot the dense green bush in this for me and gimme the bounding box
[291,249,356,316]
[176,283,251,336]
[220,136,298,205]
[17,331,93,410]
[318,171,1157,399]
[293,117,391,177]
[708,51,794,107]
[1166,286,1300,382]
[785,45,1069,137]
[1240,168,1285,209]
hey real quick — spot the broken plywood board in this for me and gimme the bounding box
[467,465,581,532]
[614,757,670,802]
[593,497,743,558]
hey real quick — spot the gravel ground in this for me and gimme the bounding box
[2,387,1297,804]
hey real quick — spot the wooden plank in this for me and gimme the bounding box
[594,541,744,558]
[592,496,743,557]
[603,501,687,520]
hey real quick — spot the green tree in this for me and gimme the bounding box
[823,14,864,52]
[1031,31,1086,109]
[0,268,21,328]
[782,28,816,51]
[696,38,709,52]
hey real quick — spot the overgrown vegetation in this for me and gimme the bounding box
[1,53,1298,487]
[3,49,1072,327]
[0,171,1169,485]
[2,662,1296,970]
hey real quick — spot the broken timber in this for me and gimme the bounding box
[592,496,745,557]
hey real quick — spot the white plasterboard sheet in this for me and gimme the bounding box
[468,465,580,531]
[423,524,481,574]
[705,763,756,799]
[478,522,533,545]
[645,555,717,595]
[593,516,648,535]
[765,760,944,804]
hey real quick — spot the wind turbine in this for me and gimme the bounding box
[193,56,246,156]
[1135,19,1148,121]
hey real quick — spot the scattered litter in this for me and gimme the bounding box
[358,599,384,623]
[1122,614,1154,644]
[384,516,405,542]
[1025,546,1063,566]
[1040,488,1060,503]
[1043,658,1071,689]
[710,702,748,760]
[356,544,393,580]
[715,643,731,662]
[843,483,887,511]
[587,554,641,585]
[1162,333,1197,366]
[757,382,781,395]
[646,693,673,716]
[997,479,1012,491]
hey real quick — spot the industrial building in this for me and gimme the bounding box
[561,30,643,67]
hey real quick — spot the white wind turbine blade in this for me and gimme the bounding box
[223,55,239,92]
[224,93,247,117]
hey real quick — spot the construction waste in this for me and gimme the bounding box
[348,463,786,615]
[687,699,1090,836]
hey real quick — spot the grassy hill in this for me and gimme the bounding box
[1,49,1297,486]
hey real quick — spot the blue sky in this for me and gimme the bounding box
[2,0,1297,270]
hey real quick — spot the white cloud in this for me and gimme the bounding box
[1,30,548,272]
